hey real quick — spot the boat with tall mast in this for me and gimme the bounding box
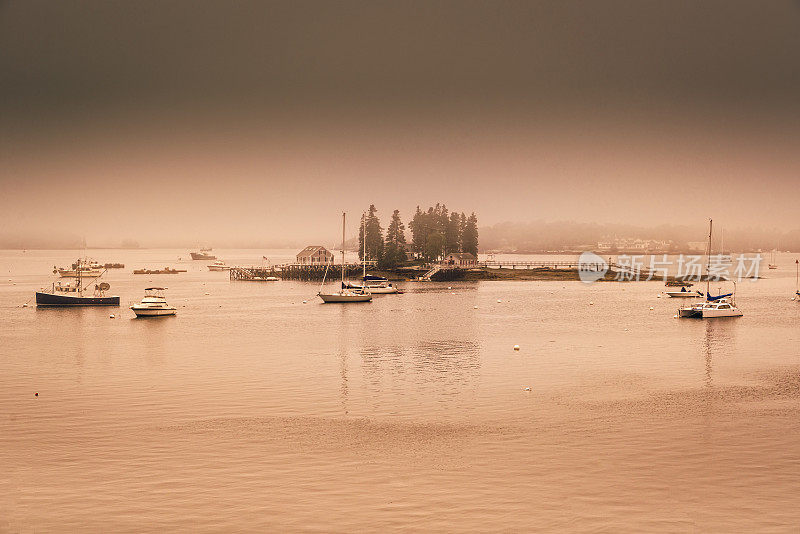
[318,213,372,303]
[36,258,120,307]
[795,259,799,300]
[678,219,743,318]
[768,250,778,269]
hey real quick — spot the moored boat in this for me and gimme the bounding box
[677,219,743,319]
[131,287,177,317]
[190,250,217,260]
[344,275,399,294]
[208,260,230,271]
[37,259,119,307]
[318,212,372,303]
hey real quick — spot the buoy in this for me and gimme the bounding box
[34,392,38,397]
[649,306,654,310]
[589,301,594,305]
[473,305,478,309]
[524,387,531,391]
[204,292,210,295]
[497,299,502,303]
[673,315,679,318]
[657,294,662,298]
[109,314,115,319]
[22,303,28,308]
[302,300,307,304]
[513,345,520,351]
[447,286,452,290]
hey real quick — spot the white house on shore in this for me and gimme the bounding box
[296,246,334,265]
[442,252,478,268]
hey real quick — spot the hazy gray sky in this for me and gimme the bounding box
[2,0,799,246]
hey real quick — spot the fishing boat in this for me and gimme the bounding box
[678,219,743,318]
[37,259,120,307]
[318,213,372,303]
[133,267,187,274]
[190,247,217,260]
[207,260,230,271]
[131,287,177,317]
[55,260,102,278]
[795,260,799,300]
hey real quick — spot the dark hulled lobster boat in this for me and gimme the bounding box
[36,259,120,307]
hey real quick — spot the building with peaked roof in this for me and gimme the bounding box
[442,252,477,267]
[296,246,334,265]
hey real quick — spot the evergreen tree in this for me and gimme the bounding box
[446,211,461,253]
[462,212,479,256]
[382,209,407,269]
[360,204,384,264]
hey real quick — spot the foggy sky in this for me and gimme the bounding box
[2,0,799,247]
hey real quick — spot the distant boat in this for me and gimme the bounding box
[768,250,777,269]
[56,260,102,278]
[208,260,230,271]
[133,267,187,275]
[37,258,119,307]
[190,251,217,260]
[318,213,372,303]
[665,288,702,298]
[131,287,177,317]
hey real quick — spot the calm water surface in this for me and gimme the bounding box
[2,250,799,531]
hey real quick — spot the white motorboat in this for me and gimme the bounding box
[131,287,177,317]
[318,212,372,303]
[678,297,743,318]
[344,275,400,294]
[665,289,702,298]
[208,260,230,271]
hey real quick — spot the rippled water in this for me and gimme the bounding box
[2,250,799,531]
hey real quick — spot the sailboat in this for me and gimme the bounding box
[794,260,799,300]
[678,219,743,318]
[36,257,120,307]
[318,213,372,303]
[768,250,777,270]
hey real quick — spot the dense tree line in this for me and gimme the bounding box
[357,204,478,268]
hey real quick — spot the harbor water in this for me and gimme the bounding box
[1,249,799,531]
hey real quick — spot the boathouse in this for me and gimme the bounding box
[443,252,477,267]
[296,246,334,265]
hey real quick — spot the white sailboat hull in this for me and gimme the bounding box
[318,292,372,303]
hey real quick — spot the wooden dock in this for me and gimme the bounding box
[479,260,608,270]
[230,263,367,281]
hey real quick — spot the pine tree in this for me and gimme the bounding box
[382,209,407,269]
[446,211,461,253]
[362,204,384,264]
[462,212,479,256]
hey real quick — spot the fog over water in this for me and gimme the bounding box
[2,1,800,247]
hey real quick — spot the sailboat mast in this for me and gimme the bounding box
[362,212,367,279]
[705,218,713,297]
[341,212,346,285]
